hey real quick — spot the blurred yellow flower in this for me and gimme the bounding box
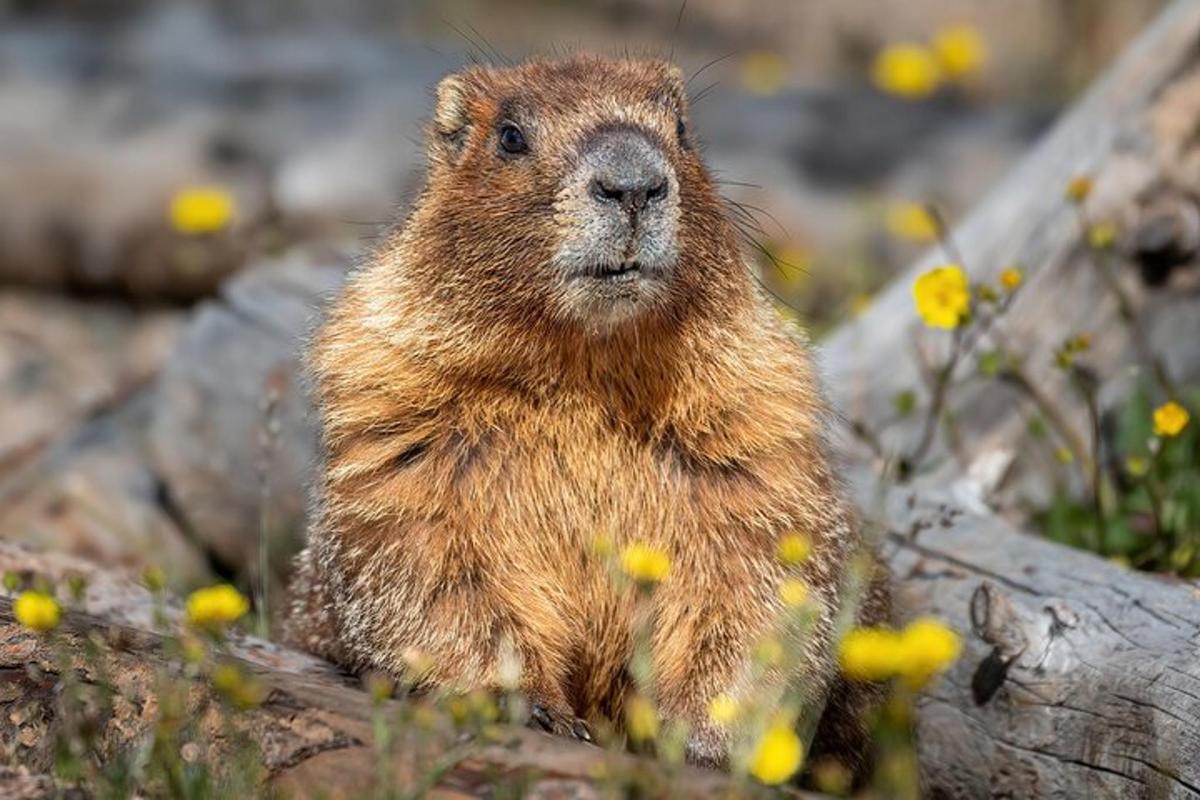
[749,723,804,785]
[708,693,738,726]
[625,694,659,742]
[913,265,970,329]
[886,203,940,243]
[1125,455,1150,478]
[872,43,942,100]
[212,662,266,709]
[812,759,853,795]
[838,627,902,682]
[779,578,809,608]
[141,565,167,593]
[1066,175,1094,204]
[776,533,811,565]
[1153,401,1190,438]
[840,619,960,687]
[620,543,670,584]
[14,590,61,633]
[740,51,789,96]
[754,637,785,667]
[169,186,236,235]
[1055,446,1075,464]
[998,267,1023,291]
[896,618,961,688]
[591,534,613,558]
[932,25,987,80]
[185,584,249,631]
[1088,222,1117,250]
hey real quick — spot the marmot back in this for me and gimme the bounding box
[286,53,889,774]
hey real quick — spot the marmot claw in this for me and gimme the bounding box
[528,702,593,743]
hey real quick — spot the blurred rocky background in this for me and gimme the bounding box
[0,0,1166,627]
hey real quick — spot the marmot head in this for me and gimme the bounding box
[409,54,744,335]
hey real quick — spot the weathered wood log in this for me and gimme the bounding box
[818,0,1200,796]
[822,0,1200,491]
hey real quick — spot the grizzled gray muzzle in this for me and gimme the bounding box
[552,125,680,290]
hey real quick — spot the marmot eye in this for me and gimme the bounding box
[498,123,528,155]
[675,115,689,148]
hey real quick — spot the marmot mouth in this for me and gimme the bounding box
[591,261,642,280]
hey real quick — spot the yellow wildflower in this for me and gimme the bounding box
[932,26,987,80]
[872,43,942,100]
[14,590,61,633]
[1088,222,1117,250]
[1066,175,1093,204]
[168,186,236,235]
[886,203,939,243]
[591,534,613,558]
[1125,455,1150,478]
[779,578,809,608]
[1153,401,1190,438]
[740,51,789,96]
[998,267,1023,291]
[1055,446,1075,464]
[913,265,970,329]
[978,283,1002,304]
[625,694,659,742]
[812,759,852,794]
[185,584,249,631]
[896,618,961,688]
[141,565,167,593]
[776,533,811,565]
[708,694,738,726]
[620,543,670,584]
[749,723,804,785]
[211,663,266,710]
[754,637,785,667]
[838,627,902,682]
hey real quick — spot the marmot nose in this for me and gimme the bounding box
[584,128,670,218]
[589,173,668,215]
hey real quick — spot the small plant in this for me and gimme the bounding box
[858,176,1198,575]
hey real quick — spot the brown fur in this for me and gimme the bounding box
[286,54,889,770]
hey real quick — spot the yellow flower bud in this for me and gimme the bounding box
[776,533,811,565]
[185,584,249,632]
[168,186,236,235]
[779,578,809,608]
[872,44,942,100]
[14,590,61,633]
[932,26,987,80]
[913,265,970,329]
[625,694,659,742]
[1153,401,1190,438]
[749,723,804,785]
[708,694,738,727]
[620,543,671,584]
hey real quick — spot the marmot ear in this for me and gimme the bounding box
[430,74,471,163]
[661,64,688,114]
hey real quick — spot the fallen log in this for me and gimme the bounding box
[820,0,1200,796]
[0,546,803,799]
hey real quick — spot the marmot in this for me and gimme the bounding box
[286,54,890,772]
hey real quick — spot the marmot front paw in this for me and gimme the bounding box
[528,702,593,743]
